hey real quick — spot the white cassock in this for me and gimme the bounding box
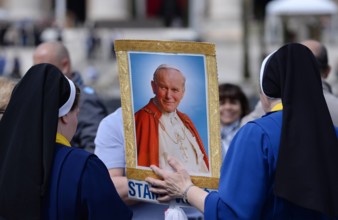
[158,111,209,176]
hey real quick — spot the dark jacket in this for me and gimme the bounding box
[71,71,108,152]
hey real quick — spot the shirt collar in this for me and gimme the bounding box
[221,119,240,133]
[271,102,283,112]
[56,133,71,147]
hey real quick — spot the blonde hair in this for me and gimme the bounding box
[0,77,16,118]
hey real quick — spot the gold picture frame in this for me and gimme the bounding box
[115,39,221,203]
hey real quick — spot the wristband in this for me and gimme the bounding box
[182,183,194,204]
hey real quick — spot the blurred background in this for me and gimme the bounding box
[0,0,338,112]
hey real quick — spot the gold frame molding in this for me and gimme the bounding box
[115,39,221,190]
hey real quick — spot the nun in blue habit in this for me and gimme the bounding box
[145,43,338,219]
[0,64,132,220]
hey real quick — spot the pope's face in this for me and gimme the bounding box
[151,68,185,113]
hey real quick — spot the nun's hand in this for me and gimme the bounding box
[145,157,192,202]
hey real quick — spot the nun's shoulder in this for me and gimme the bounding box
[239,111,282,137]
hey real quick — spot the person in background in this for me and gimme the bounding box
[145,43,338,219]
[239,100,265,126]
[10,56,21,79]
[218,83,250,158]
[0,76,16,120]
[241,39,338,127]
[0,64,132,219]
[33,41,108,152]
[301,39,338,126]
[95,107,204,219]
[0,54,7,76]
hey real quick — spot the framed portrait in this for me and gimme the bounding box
[115,39,221,204]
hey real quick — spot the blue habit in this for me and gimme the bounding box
[42,144,132,219]
[205,111,338,220]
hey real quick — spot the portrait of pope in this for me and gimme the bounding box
[134,64,209,175]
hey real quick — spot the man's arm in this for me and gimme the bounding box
[94,108,138,205]
[109,168,138,205]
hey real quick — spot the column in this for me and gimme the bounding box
[4,0,50,21]
[87,0,130,21]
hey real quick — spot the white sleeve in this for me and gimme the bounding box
[94,107,126,169]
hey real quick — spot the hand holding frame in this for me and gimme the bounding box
[145,156,193,202]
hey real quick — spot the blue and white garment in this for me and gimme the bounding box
[220,119,240,159]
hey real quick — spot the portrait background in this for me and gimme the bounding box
[129,52,209,154]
